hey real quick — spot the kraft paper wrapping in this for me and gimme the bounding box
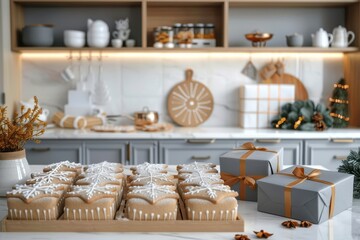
[257,166,354,224]
[220,144,283,201]
[239,84,295,128]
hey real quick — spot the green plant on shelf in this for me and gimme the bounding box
[338,149,360,199]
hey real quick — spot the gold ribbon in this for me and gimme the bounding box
[222,142,280,200]
[278,167,335,219]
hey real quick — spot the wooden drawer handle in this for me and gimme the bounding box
[191,156,211,160]
[334,155,347,161]
[30,147,51,152]
[186,139,215,144]
[331,139,354,143]
[256,139,281,144]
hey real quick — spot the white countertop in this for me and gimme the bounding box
[40,127,360,140]
[1,165,359,240]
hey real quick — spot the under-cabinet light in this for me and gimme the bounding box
[20,52,344,59]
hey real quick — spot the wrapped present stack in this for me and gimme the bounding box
[239,84,295,128]
[220,142,283,201]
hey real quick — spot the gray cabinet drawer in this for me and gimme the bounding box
[249,139,303,165]
[129,141,158,165]
[25,140,82,164]
[305,139,360,171]
[84,140,128,165]
[159,139,237,165]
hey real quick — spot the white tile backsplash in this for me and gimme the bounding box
[22,54,344,127]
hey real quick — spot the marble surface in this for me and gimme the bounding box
[22,54,343,127]
[1,165,359,240]
[40,127,360,139]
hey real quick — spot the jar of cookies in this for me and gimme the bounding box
[177,24,194,48]
[173,23,182,44]
[153,26,174,48]
[194,23,205,39]
[204,23,215,39]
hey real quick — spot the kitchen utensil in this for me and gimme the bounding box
[136,123,173,132]
[261,73,308,101]
[311,28,333,48]
[91,125,136,133]
[22,24,54,47]
[331,25,355,47]
[286,33,304,47]
[92,58,111,105]
[241,55,257,81]
[133,107,159,126]
[167,69,214,127]
[245,32,273,47]
[111,39,123,48]
[125,39,136,47]
[60,65,75,82]
[64,30,85,48]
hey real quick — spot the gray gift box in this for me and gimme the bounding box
[257,166,354,224]
[220,144,283,201]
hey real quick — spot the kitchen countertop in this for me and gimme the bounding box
[40,127,360,140]
[0,165,359,240]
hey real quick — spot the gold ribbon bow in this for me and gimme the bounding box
[221,142,280,200]
[278,167,335,219]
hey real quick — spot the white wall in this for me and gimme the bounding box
[22,53,343,127]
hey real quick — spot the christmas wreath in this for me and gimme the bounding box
[271,100,333,131]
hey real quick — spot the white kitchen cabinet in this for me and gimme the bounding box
[25,140,82,164]
[304,139,360,171]
[159,139,238,165]
[129,141,158,165]
[84,140,128,165]
[250,139,303,165]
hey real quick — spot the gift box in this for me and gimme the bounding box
[220,142,283,201]
[239,84,295,128]
[257,166,354,224]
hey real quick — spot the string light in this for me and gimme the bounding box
[275,117,286,128]
[294,116,304,130]
[330,113,350,122]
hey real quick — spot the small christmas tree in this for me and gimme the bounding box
[329,78,349,128]
[338,149,360,199]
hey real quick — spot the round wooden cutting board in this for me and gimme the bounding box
[261,73,309,101]
[167,69,214,127]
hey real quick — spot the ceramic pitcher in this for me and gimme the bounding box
[332,25,355,47]
[311,28,333,48]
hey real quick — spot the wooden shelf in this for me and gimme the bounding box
[229,0,358,7]
[14,47,359,53]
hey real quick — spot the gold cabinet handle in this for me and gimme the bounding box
[191,155,211,160]
[334,155,347,161]
[256,139,281,144]
[331,139,354,143]
[186,139,216,144]
[30,147,51,152]
[126,143,131,163]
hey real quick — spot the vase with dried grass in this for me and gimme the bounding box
[0,96,47,196]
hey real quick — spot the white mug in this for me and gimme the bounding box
[126,39,135,47]
[111,39,123,48]
[60,66,75,82]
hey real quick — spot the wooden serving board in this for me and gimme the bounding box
[167,69,214,127]
[261,73,309,101]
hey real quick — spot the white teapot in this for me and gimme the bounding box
[87,19,110,48]
[331,25,355,48]
[311,28,333,48]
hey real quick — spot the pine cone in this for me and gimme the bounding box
[235,234,251,240]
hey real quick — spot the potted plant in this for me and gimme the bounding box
[0,96,46,196]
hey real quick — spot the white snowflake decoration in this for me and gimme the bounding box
[181,171,221,186]
[132,172,173,184]
[9,183,62,199]
[79,172,121,185]
[69,184,116,200]
[184,184,233,199]
[86,161,122,173]
[179,162,215,172]
[45,160,81,172]
[129,183,175,202]
[133,163,166,175]
[31,171,73,185]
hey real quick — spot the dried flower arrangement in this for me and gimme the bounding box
[0,96,47,152]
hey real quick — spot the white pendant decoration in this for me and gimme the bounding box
[241,58,258,81]
[92,63,111,105]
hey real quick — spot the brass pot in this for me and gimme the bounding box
[133,107,159,126]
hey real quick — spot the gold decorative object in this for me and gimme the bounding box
[245,33,273,47]
[167,69,214,127]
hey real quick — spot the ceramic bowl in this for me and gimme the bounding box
[22,24,54,47]
[64,30,86,48]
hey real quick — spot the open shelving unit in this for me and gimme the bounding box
[10,0,360,53]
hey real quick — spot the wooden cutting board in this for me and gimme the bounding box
[167,69,214,127]
[261,73,309,101]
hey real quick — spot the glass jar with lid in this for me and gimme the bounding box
[154,26,174,44]
[194,23,205,39]
[177,24,194,47]
[204,23,215,39]
[173,23,182,44]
